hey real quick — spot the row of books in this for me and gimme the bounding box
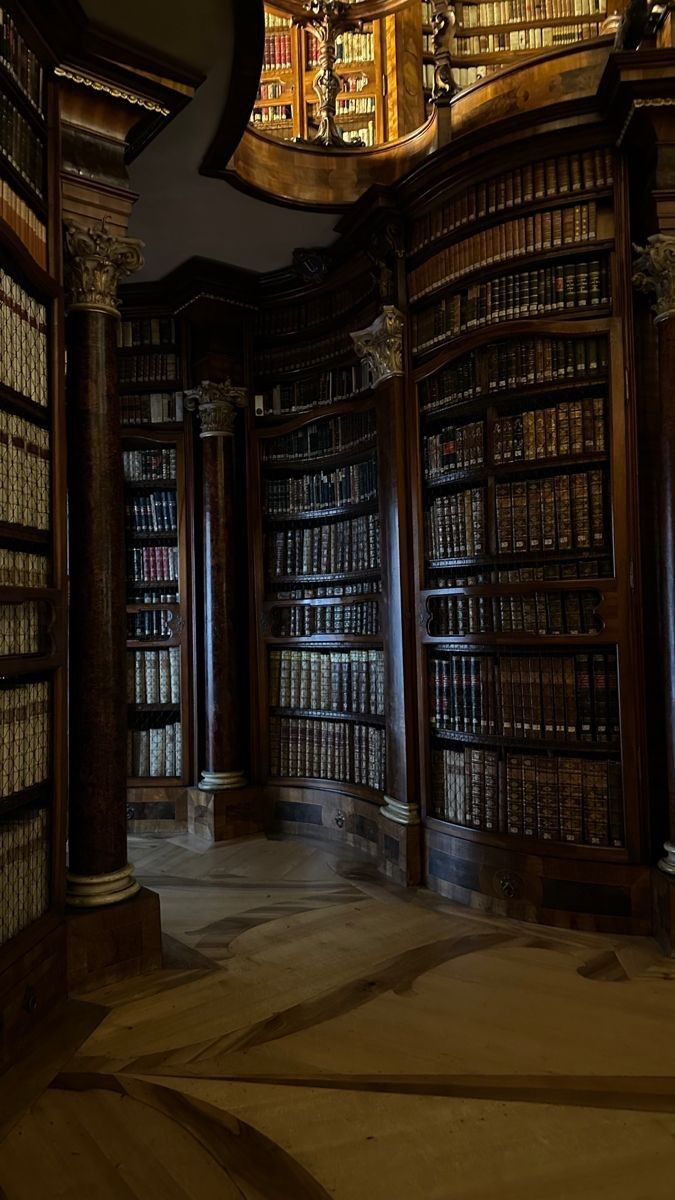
[456,23,601,54]
[120,393,184,426]
[455,0,606,23]
[266,513,381,578]
[343,72,370,94]
[125,490,177,535]
[256,81,287,101]
[0,8,44,112]
[251,105,293,126]
[431,748,622,846]
[264,459,378,517]
[0,807,49,947]
[0,179,46,267]
[426,488,485,559]
[427,589,601,636]
[410,149,613,253]
[255,317,377,376]
[452,65,502,90]
[262,411,375,463]
[338,124,375,147]
[255,275,373,339]
[127,610,176,643]
[269,580,382,601]
[0,266,48,406]
[269,715,385,790]
[429,556,612,586]
[306,30,375,67]
[0,679,49,797]
[336,96,375,115]
[127,647,180,705]
[255,363,372,415]
[123,448,177,482]
[264,9,290,28]
[494,397,605,463]
[0,599,40,656]
[119,353,180,384]
[429,650,619,742]
[425,421,485,479]
[420,335,608,412]
[412,259,611,354]
[128,588,178,605]
[273,600,380,637]
[0,547,47,588]
[126,545,179,585]
[269,648,385,715]
[127,722,182,779]
[0,410,49,530]
[0,90,43,199]
[495,469,604,553]
[118,317,175,349]
[263,32,292,70]
[409,202,603,301]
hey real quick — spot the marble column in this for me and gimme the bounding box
[64,222,143,907]
[185,381,247,791]
[634,233,675,879]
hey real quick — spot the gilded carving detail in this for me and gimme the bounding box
[54,66,171,115]
[431,0,458,105]
[184,381,248,438]
[351,306,404,387]
[633,234,675,323]
[64,222,144,316]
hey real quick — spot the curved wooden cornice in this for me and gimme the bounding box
[201,0,266,173]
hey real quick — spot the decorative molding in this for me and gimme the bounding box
[64,222,144,315]
[292,246,331,284]
[494,870,523,900]
[198,769,247,792]
[658,841,675,876]
[633,234,675,322]
[54,66,171,116]
[183,380,248,438]
[66,862,140,908]
[300,1,365,147]
[351,305,404,386]
[617,97,675,147]
[381,796,420,826]
[431,0,458,106]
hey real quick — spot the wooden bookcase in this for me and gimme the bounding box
[118,312,192,826]
[0,2,68,1064]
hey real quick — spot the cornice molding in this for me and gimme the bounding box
[55,65,171,115]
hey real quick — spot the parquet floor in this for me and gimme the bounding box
[1,831,675,1198]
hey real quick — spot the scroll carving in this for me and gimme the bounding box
[64,221,144,316]
[633,234,675,323]
[431,0,458,105]
[302,1,364,147]
[351,306,404,387]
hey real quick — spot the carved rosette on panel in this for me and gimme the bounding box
[431,0,458,105]
[633,234,675,323]
[351,305,405,387]
[183,380,248,438]
[64,221,144,316]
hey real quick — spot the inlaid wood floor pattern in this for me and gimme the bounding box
[2,832,675,1198]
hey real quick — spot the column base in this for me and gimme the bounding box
[658,841,675,876]
[198,769,247,792]
[66,886,162,994]
[66,863,140,908]
[381,795,421,826]
[188,784,264,842]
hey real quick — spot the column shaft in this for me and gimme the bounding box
[202,435,240,778]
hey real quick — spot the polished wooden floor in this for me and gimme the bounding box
[1,831,675,1198]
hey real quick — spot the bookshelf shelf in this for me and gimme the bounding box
[413,306,613,364]
[268,568,382,587]
[270,707,385,726]
[264,634,384,646]
[0,381,49,426]
[0,215,51,288]
[0,523,50,548]
[0,58,44,128]
[0,781,50,821]
[431,727,620,754]
[125,530,178,541]
[268,777,384,805]
[129,703,181,713]
[0,157,45,218]
[262,442,377,471]
[424,814,628,860]
[264,498,378,524]
[421,375,608,424]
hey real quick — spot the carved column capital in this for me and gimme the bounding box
[184,380,248,438]
[431,0,458,105]
[64,221,144,316]
[351,305,405,387]
[633,234,675,323]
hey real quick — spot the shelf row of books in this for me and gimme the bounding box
[271,599,381,637]
[256,277,374,337]
[0,410,49,530]
[255,318,377,376]
[263,32,292,71]
[0,180,46,266]
[429,649,619,743]
[431,746,622,846]
[0,679,49,797]
[0,8,44,112]
[454,0,606,25]
[269,648,384,714]
[256,81,288,101]
[127,609,178,642]
[420,336,607,412]
[127,646,180,705]
[0,806,49,948]
[336,96,376,116]
[0,89,44,199]
[126,545,179,586]
[426,589,602,636]
[125,490,177,535]
[409,149,613,253]
[261,411,375,463]
[425,421,485,477]
[426,488,485,558]
[412,258,611,354]
[119,352,180,385]
[428,555,612,586]
[117,317,176,349]
[0,547,47,587]
[251,104,292,126]
[269,715,385,789]
[456,23,601,54]
[120,392,185,426]
[409,201,605,301]
[0,599,41,655]
[255,363,372,415]
[339,124,375,148]
[264,458,377,517]
[269,579,382,601]
[0,266,48,405]
[266,513,381,578]
[127,722,182,779]
[306,30,375,68]
[495,469,605,553]
[122,447,177,482]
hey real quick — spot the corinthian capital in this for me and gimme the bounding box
[64,222,144,316]
[351,305,404,388]
[633,234,675,323]
[184,380,248,438]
